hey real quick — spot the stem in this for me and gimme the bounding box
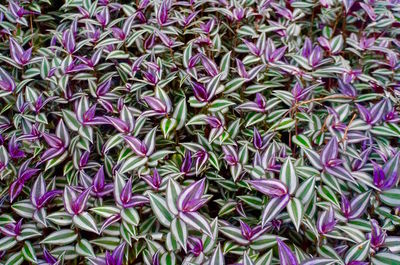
[294,95,354,108]
[341,113,356,143]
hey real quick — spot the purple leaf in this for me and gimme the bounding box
[177,178,207,212]
[277,238,299,265]
[248,179,288,197]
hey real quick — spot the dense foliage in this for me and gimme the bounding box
[0,0,400,264]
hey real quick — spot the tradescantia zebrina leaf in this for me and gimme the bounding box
[0,0,399,264]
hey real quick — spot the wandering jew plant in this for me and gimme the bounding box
[0,0,399,264]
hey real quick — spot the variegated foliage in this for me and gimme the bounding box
[0,0,399,265]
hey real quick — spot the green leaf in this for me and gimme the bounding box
[287,198,304,232]
[292,134,312,148]
[208,244,225,265]
[5,252,24,265]
[0,237,17,251]
[90,237,120,251]
[76,239,95,257]
[73,212,99,234]
[62,109,81,132]
[208,99,235,113]
[119,156,148,174]
[380,189,400,207]
[250,234,281,251]
[121,207,140,226]
[12,200,35,218]
[172,98,187,130]
[295,176,315,205]
[220,51,231,80]
[149,193,174,227]
[41,229,78,245]
[280,157,298,195]
[40,57,50,79]
[90,206,120,218]
[161,117,177,138]
[171,218,188,252]
[344,240,370,263]
[372,252,400,265]
[268,117,295,132]
[22,241,37,263]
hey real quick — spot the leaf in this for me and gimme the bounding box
[287,198,304,232]
[250,234,281,251]
[372,252,400,265]
[208,244,225,265]
[243,252,255,265]
[149,193,174,227]
[166,178,181,216]
[292,134,312,149]
[262,194,290,227]
[22,241,37,263]
[76,239,95,257]
[208,99,235,113]
[161,117,177,138]
[0,237,17,251]
[119,156,148,174]
[5,252,23,265]
[220,51,231,80]
[268,118,295,132]
[41,229,78,245]
[344,240,370,263]
[295,176,315,204]
[179,211,212,237]
[206,73,223,100]
[171,218,188,252]
[379,189,400,207]
[90,206,120,218]
[90,237,120,251]
[172,98,187,130]
[121,207,140,226]
[280,157,298,195]
[219,225,249,245]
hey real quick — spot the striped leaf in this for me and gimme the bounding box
[292,134,312,149]
[5,252,23,265]
[372,252,400,265]
[268,118,295,132]
[171,218,188,252]
[220,225,249,245]
[22,241,37,263]
[295,176,315,205]
[287,198,304,232]
[41,229,78,245]
[379,189,400,207]
[121,207,140,226]
[149,193,174,227]
[166,178,181,216]
[179,211,212,237]
[90,206,120,218]
[344,240,370,263]
[220,51,231,80]
[0,237,17,251]
[280,157,298,195]
[119,156,148,174]
[262,194,290,227]
[73,212,99,234]
[172,98,187,130]
[208,244,225,265]
[243,252,255,265]
[250,234,281,251]
[161,117,177,138]
[75,239,95,257]
[90,237,120,251]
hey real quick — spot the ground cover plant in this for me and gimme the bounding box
[0,0,400,264]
